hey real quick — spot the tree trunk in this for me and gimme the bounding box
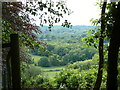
[10,34,21,89]
[93,2,107,90]
[107,2,120,90]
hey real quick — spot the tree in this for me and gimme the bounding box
[2,1,71,88]
[53,47,68,56]
[93,1,107,90]
[2,2,42,48]
[49,54,60,66]
[107,2,120,89]
[2,1,72,48]
[38,57,50,67]
[83,1,120,89]
[47,44,55,52]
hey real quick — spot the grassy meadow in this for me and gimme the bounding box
[31,55,65,79]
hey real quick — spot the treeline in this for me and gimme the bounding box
[39,25,96,40]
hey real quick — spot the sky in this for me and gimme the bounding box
[26,0,101,26]
[63,0,100,25]
[18,0,101,26]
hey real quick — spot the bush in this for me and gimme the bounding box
[54,67,107,89]
[66,59,98,71]
[21,74,52,88]
[38,57,50,67]
[49,54,60,66]
[47,44,55,51]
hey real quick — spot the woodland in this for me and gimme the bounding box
[1,0,120,90]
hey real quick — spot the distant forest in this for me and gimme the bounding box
[29,25,98,67]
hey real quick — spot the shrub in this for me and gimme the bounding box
[21,74,52,88]
[66,59,98,71]
[54,67,107,89]
[38,57,50,67]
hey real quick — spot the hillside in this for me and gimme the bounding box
[29,25,97,67]
[38,25,97,40]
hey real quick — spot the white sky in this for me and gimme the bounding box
[20,0,101,25]
[29,0,101,26]
[64,0,100,25]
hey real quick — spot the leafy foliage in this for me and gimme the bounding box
[22,74,51,88]
[21,53,107,89]
[54,67,106,89]
[30,26,97,67]
[38,57,50,67]
[2,1,72,49]
[66,59,98,71]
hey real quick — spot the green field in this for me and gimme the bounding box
[31,55,65,79]
[41,66,65,71]
[31,55,41,64]
[43,70,60,79]
[33,66,65,79]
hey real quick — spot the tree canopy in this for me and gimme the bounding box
[2,1,72,48]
